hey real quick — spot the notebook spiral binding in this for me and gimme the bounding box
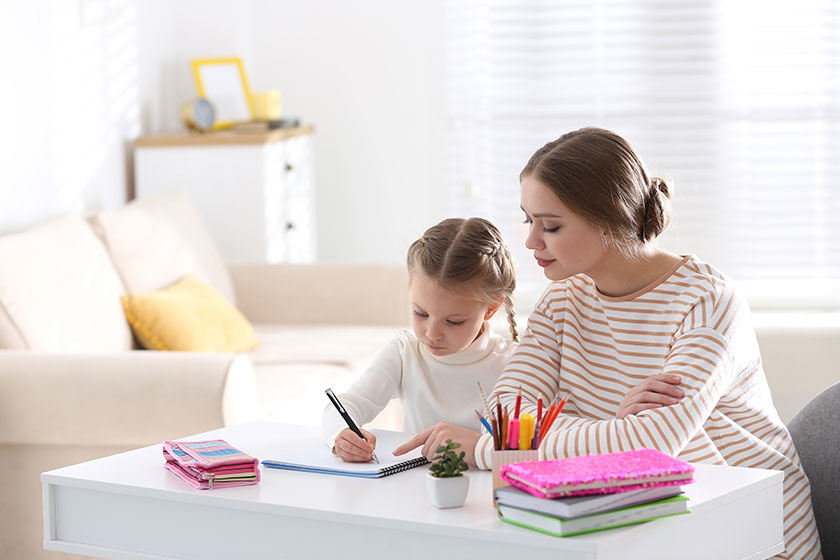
[383,456,429,475]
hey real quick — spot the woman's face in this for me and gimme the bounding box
[520,174,606,281]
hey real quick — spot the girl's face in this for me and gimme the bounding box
[409,273,497,356]
[520,174,607,281]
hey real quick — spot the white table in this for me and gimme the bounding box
[42,422,784,560]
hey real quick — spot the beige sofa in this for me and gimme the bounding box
[0,190,409,560]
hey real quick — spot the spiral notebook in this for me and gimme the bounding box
[261,429,429,478]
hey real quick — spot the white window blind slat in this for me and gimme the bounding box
[445,0,840,311]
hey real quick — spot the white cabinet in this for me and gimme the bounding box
[134,127,315,263]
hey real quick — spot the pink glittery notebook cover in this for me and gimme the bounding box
[500,448,694,499]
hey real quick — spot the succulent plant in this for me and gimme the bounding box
[429,438,469,478]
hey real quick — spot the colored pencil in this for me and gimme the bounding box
[514,386,522,419]
[475,409,494,436]
[508,418,520,450]
[496,395,503,438]
[537,396,558,445]
[539,393,568,445]
[477,382,492,420]
[491,416,500,450]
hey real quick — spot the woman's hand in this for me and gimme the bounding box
[333,428,378,463]
[616,374,684,419]
[393,422,482,466]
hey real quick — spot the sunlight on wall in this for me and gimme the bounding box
[0,0,140,234]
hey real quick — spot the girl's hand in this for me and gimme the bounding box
[393,422,481,466]
[333,428,378,463]
[616,374,684,419]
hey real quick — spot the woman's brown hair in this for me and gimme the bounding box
[406,217,518,342]
[521,127,672,258]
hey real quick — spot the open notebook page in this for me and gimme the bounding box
[261,429,428,478]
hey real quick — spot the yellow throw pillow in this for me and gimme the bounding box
[121,274,259,352]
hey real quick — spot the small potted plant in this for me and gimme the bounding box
[426,439,470,509]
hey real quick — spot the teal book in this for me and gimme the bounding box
[497,495,690,537]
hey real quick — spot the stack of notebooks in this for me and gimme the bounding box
[162,439,260,489]
[495,448,694,537]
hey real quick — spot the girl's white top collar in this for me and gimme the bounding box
[420,321,495,366]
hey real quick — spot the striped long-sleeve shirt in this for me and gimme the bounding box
[476,255,821,560]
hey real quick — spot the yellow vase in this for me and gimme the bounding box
[251,90,281,121]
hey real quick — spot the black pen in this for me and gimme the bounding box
[325,388,379,464]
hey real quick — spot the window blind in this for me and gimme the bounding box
[444,0,840,311]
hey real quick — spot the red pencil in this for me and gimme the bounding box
[543,394,559,422]
[537,393,543,423]
[545,395,562,424]
[539,393,568,445]
[496,395,503,439]
[551,393,567,420]
[558,393,568,412]
[514,386,522,419]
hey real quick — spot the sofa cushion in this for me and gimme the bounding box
[248,324,396,371]
[0,215,132,351]
[121,274,259,352]
[92,190,235,304]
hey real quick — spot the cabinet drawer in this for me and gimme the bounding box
[134,128,315,263]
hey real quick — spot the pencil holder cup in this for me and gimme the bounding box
[492,449,539,496]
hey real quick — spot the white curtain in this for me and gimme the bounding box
[445,0,840,310]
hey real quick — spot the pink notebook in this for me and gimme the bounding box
[500,448,694,499]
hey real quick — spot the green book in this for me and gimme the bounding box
[497,495,690,537]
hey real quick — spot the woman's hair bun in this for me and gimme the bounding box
[641,177,672,242]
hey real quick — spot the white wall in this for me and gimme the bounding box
[0,0,448,265]
[247,0,449,264]
[0,0,144,232]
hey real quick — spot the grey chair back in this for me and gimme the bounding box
[787,381,840,560]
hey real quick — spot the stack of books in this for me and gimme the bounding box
[495,448,694,537]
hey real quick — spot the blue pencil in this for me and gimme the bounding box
[474,409,494,436]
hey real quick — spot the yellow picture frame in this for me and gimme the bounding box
[190,57,254,129]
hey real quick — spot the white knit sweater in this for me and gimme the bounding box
[322,324,516,448]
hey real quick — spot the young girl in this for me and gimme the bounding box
[466,127,820,559]
[322,217,518,463]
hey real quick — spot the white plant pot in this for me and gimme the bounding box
[426,472,469,509]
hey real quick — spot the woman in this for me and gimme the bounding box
[400,127,821,560]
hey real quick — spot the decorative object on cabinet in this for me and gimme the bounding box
[230,118,300,133]
[251,90,281,121]
[133,127,315,264]
[191,57,254,129]
[180,97,216,132]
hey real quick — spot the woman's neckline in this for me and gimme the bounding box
[595,255,691,302]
